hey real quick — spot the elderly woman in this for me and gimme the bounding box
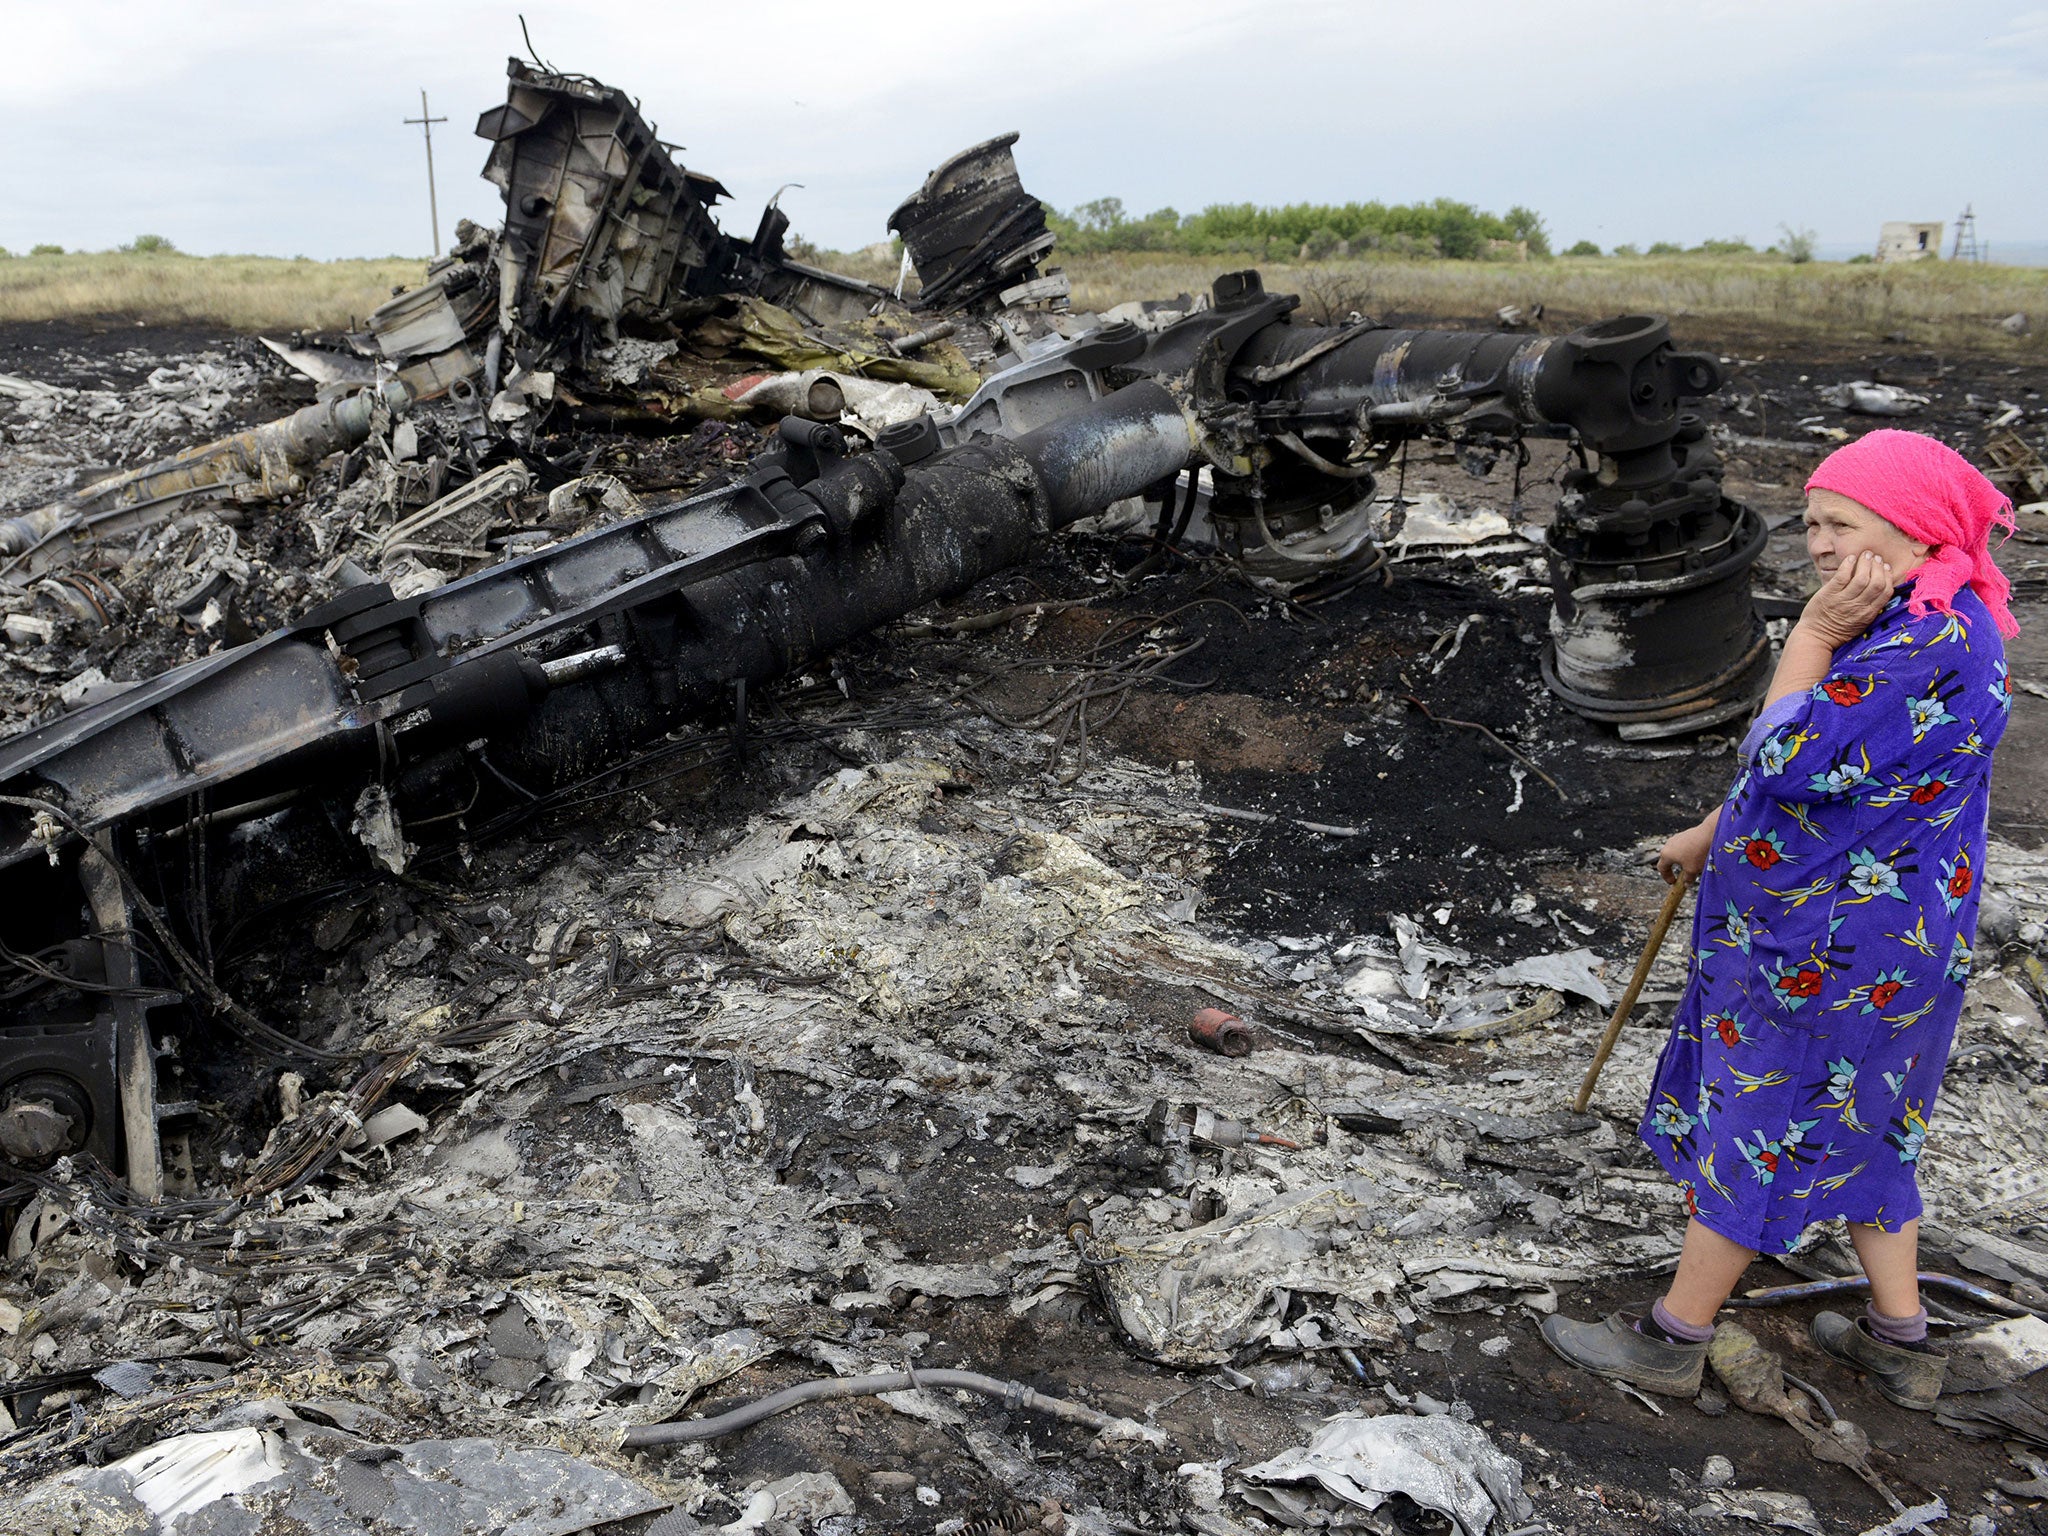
[1543,429,2018,1410]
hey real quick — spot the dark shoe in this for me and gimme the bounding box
[1539,1309,1708,1396]
[1811,1310,1945,1411]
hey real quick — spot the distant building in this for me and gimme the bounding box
[1877,222,1944,262]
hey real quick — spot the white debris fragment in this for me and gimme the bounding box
[1945,1313,2048,1389]
[1692,1487,1823,1533]
[1389,493,1517,554]
[1177,1462,1226,1512]
[55,666,110,709]
[78,1428,287,1526]
[1817,380,1929,415]
[350,783,414,875]
[1491,947,1612,1007]
[345,1102,429,1151]
[1854,1498,1950,1536]
[1240,1413,1534,1536]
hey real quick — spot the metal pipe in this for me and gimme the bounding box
[619,1367,1164,1447]
[1014,381,1198,528]
[539,644,630,688]
[1275,431,1373,479]
[887,320,957,357]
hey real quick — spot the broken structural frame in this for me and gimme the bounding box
[1,51,1756,738]
[0,262,1747,1196]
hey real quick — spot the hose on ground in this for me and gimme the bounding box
[619,1367,1168,1448]
[1722,1271,2045,1319]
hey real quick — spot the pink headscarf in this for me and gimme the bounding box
[1805,428,2019,638]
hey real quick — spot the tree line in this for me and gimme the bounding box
[1047,198,1552,260]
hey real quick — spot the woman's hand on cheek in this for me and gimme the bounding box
[1802,550,1896,647]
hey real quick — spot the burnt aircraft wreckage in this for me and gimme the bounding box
[0,58,1763,1206]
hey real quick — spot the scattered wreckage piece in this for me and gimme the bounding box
[1818,379,1930,416]
[0,382,411,587]
[1983,426,2048,503]
[0,266,1759,1193]
[889,134,1062,314]
[354,57,914,439]
[4,1406,673,1536]
[618,1365,1166,1448]
[1239,1413,1535,1536]
[480,60,740,339]
[1707,1322,1908,1512]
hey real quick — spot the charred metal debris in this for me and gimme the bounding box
[28,51,2029,1535]
[0,56,1770,1211]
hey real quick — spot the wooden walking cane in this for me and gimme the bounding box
[1574,868,1693,1113]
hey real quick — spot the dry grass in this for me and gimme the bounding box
[0,252,428,332]
[1057,252,2048,354]
[3,248,2042,357]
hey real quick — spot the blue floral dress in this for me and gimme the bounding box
[1640,585,2010,1252]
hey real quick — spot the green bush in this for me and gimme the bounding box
[121,234,177,254]
[1776,225,1817,264]
[28,243,63,257]
[1846,253,1875,264]
[1611,243,1641,257]
[1047,195,1550,260]
[1300,226,1347,260]
[1647,241,1683,256]
[1564,239,1602,257]
[1501,205,1551,258]
[1693,238,1754,256]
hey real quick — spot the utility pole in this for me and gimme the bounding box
[404,90,449,257]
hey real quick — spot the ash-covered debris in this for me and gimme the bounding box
[3,49,2048,1536]
[5,668,2048,1530]
[0,352,263,537]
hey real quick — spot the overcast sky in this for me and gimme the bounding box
[1,0,2042,262]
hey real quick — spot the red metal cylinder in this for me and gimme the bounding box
[1188,1007,1253,1057]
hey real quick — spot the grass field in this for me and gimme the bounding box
[0,252,427,332]
[1,248,2043,357]
[1057,252,2048,354]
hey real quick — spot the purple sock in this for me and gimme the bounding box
[1864,1302,1929,1346]
[1647,1298,1716,1344]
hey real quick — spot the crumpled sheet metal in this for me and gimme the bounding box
[678,295,981,400]
[1239,1412,1535,1535]
[1082,1180,1402,1366]
[6,1415,669,1536]
[1690,1486,1824,1534]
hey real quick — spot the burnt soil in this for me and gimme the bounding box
[608,327,2048,1532]
[8,313,2048,1533]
